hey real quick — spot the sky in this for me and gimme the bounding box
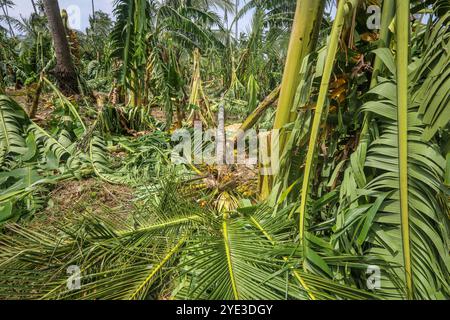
[3,0,254,34]
[5,0,115,32]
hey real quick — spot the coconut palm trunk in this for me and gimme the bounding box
[31,0,38,14]
[42,0,79,94]
[91,0,95,32]
[0,73,4,94]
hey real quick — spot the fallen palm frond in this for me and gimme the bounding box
[0,168,392,300]
[396,0,413,299]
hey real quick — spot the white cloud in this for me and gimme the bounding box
[4,0,114,32]
[4,0,252,34]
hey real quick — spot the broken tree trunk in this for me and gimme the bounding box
[232,85,281,143]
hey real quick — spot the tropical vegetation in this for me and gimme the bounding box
[0,0,449,300]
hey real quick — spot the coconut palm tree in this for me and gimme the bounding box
[42,0,79,94]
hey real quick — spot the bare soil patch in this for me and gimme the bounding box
[27,178,135,231]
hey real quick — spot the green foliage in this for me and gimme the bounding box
[0,0,449,301]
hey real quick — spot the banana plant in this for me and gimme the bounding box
[272,0,325,146]
[260,0,325,199]
[298,0,358,245]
